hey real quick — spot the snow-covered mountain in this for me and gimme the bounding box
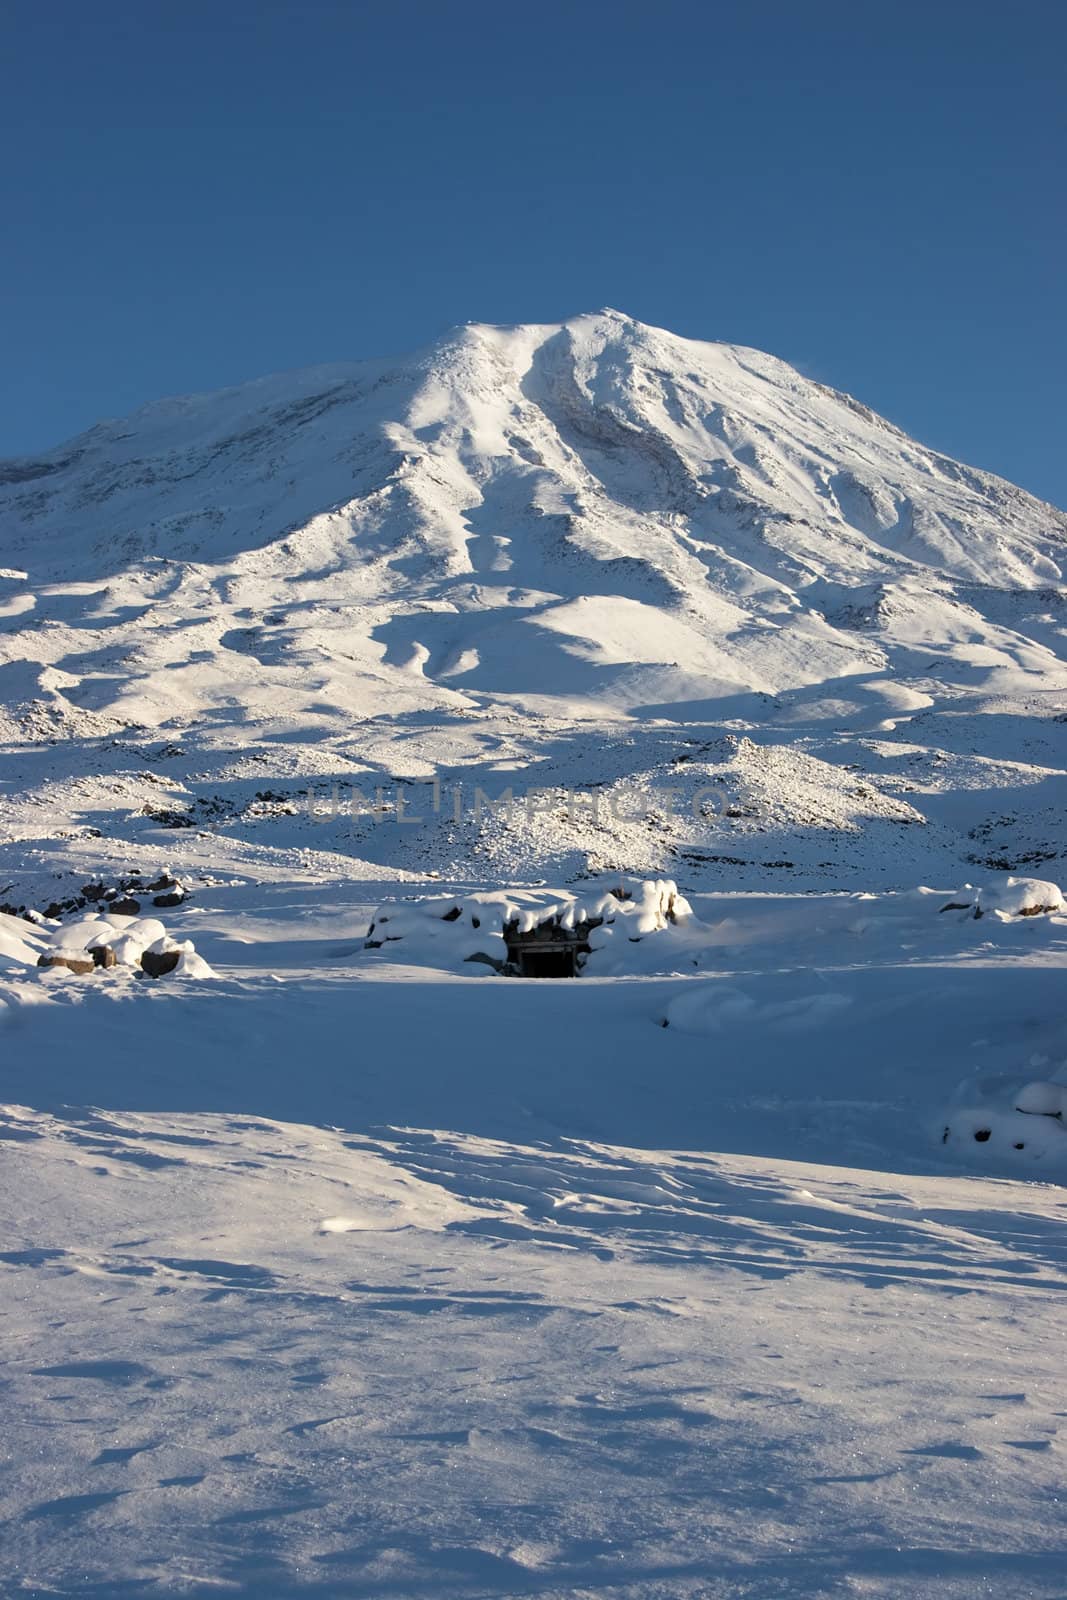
[1,310,1065,897]
[4,314,1067,1597]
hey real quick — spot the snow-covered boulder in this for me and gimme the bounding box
[38,951,97,974]
[109,932,151,967]
[936,876,1063,919]
[941,1104,1067,1165]
[1014,1080,1067,1119]
[976,877,1063,918]
[32,911,214,980]
[941,1070,1067,1170]
[37,914,112,972]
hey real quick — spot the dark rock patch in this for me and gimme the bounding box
[37,953,95,975]
[141,948,181,978]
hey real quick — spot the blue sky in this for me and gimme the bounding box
[4,0,1064,505]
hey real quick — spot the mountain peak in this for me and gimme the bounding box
[0,310,1064,896]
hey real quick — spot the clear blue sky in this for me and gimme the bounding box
[4,0,1065,506]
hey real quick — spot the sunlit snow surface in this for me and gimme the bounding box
[1,312,1066,1594]
[2,881,1066,1597]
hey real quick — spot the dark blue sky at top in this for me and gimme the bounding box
[3,0,1064,505]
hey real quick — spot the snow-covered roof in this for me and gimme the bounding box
[366,878,692,974]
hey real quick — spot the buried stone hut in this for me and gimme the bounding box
[364,879,692,976]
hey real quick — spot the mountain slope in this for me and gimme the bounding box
[1,310,1065,897]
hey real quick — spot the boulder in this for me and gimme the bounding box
[37,953,95,975]
[141,947,181,977]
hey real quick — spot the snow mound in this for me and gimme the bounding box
[1014,1079,1067,1117]
[0,911,47,967]
[935,876,1064,919]
[676,736,927,834]
[941,1103,1067,1168]
[941,1072,1067,1170]
[356,734,932,891]
[665,984,853,1034]
[977,876,1064,918]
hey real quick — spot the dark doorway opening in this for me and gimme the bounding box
[504,916,602,977]
[517,946,579,979]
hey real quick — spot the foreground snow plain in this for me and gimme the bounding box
[2,876,1066,1598]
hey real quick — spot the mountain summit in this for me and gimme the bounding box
[4,310,1063,595]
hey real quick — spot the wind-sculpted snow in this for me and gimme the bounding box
[1,872,1067,1595]
[4,1102,1066,1596]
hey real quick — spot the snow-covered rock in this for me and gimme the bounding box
[27,910,214,979]
[933,876,1065,919]
[941,1104,1067,1166]
[1014,1079,1067,1118]
[976,876,1064,918]
[941,1065,1067,1169]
